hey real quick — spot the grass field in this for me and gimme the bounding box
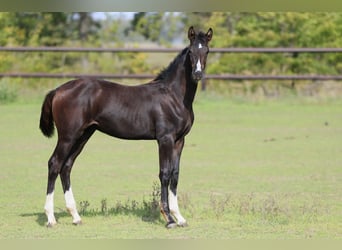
[0,94,341,239]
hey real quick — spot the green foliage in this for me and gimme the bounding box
[129,12,183,45]
[0,52,15,72]
[78,181,162,223]
[0,13,69,46]
[131,12,164,42]
[203,12,342,77]
[0,79,18,104]
[2,12,342,102]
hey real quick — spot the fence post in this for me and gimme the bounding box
[201,74,207,91]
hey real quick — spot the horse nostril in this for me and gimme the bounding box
[193,71,202,81]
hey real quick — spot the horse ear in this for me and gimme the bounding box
[188,26,196,43]
[206,28,213,42]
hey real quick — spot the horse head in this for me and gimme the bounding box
[187,26,213,82]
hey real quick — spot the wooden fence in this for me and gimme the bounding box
[1,46,341,90]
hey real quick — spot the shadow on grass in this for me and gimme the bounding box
[21,182,165,227]
[20,211,70,227]
[78,198,165,225]
[20,198,164,227]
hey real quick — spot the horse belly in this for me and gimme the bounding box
[96,112,156,140]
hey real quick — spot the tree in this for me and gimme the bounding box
[70,12,101,43]
[129,12,183,45]
[0,13,70,46]
[203,12,342,76]
[130,12,164,43]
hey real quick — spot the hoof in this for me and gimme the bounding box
[166,222,177,229]
[46,222,56,228]
[73,220,82,226]
[178,222,189,227]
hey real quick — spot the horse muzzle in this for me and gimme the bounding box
[192,71,203,82]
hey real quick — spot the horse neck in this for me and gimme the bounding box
[172,54,198,110]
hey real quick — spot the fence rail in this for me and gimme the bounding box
[1,72,342,81]
[1,46,342,83]
[1,46,342,53]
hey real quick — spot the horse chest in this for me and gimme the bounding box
[155,100,193,138]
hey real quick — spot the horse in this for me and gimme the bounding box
[39,26,213,228]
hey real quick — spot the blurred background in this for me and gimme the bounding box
[0,12,342,103]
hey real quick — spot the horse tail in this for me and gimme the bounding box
[39,90,56,138]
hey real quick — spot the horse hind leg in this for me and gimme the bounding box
[44,140,73,227]
[44,188,56,227]
[63,187,81,225]
[60,126,96,225]
[59,156,82,226]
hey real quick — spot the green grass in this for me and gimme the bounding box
[0,95,341,239]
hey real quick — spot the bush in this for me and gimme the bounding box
[0,79,18,104]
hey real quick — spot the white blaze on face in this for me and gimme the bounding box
[195,59,202,72]
[64,187,81,224]
[169,190,187,225]
[198,43,203,49]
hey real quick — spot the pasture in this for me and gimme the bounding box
[0,94,341,239]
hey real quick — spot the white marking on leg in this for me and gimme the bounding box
[169,190,187,226]
[195,59,202,72]
[198,43,203,49]
[44,192,57,226]
[64,187,82,224]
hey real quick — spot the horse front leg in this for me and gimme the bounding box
[169,137,188,227]
[158,135,177,228]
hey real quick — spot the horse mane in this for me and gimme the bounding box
[154,47,189,82]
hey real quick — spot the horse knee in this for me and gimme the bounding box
[171,168,179,182]
[159,168,171,185]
